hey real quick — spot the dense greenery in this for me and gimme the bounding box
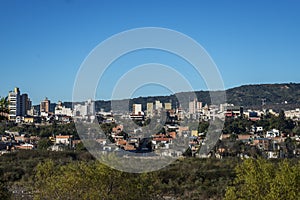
[33,158,239,200]
[0,150,299,199]
[0,96,8,121]
[0,150,239,200]
[225,158,300,200]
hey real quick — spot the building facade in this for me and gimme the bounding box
[40,97,50,113]
[8,87,31,121]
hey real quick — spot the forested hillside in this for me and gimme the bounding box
[87,83,300,111]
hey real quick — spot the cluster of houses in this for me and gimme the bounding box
[0,131,77,154]
[94,103,300,159]
[3,88,300,159]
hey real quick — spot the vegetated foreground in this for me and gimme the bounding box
[0,150,299,200]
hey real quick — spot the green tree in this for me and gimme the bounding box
[0,96,9,120]
[267,160,300,199]
[37,138,53,150]
[0,181,11,200]
[34,160,159,200]
[224,158,300,200]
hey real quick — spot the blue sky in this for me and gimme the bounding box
[1,0,300,104]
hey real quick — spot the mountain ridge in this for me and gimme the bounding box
[61,83,300,112]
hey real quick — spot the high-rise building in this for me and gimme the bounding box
[164,102,172,110]
[132,104,142,115]
[40,97,50,113]
[189,98,202,114]
[20,93,32,116]
[146,102,153,116]
[86,99,95,115]
[73,99,95,117]
[155,100,162,110]
[8,87,20,121]
[197,101,202,112]
[8,87,31,121]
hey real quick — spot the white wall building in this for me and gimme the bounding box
[189,98,202,114]
[155,100,163,110]
[55,101,73,116]
[55,135,72,145]
[8,87,31,121]
[73,99,95,117]
[132,104,142,115]
[285,108,300,121]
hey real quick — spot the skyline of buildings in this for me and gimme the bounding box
[4,86,300,125]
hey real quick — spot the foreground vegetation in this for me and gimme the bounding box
[0,150,299,200]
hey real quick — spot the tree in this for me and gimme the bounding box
[37,138,53,150]
[34,160,160,200]
[0,176,11,200]
[0,96,9,120]
[224,158,300,200]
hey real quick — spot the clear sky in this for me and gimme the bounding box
[1,0,300,104]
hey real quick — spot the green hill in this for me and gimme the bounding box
[65,83,300,112]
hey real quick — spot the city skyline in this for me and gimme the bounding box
[1,1,300,104]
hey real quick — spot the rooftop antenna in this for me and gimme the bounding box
[262,98,267,113]
[262,98,266,107]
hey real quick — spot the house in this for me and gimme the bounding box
[225,106,243,118]
[14,136,26,143]
[15,143,34,150]
[252,138,270,150]
[266,129,280,138]
[220,134,231,140]
[48,144,65,151]
[23,116,34,123]
[55,135,72,145]
[237,134,253,142]
[251,126,263,133]
[96,139,107,145]
[266,151,278,159]
[191,130,198,137]
[112,125,123,133]
[168,131,176,139]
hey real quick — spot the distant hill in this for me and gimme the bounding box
[226,83,300,110]
[63,83,300,112]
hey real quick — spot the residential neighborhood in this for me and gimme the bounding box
[1,87,300,161]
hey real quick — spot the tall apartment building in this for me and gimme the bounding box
[146,102,153,117]
[189,98,202,114]
[86,99,95,115]
[40,97,50,113]
[20,93,31,116]
[8,87,31,121]
[132,104,142,115]
[73,99,95,116]
[164,102,172,110]
[155,100,163,110]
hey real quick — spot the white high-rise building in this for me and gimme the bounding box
[8,87,31,121]
[132,104,142,115]
[73,99,95,117]
[8,87,20,121]
[189,98,202,114]
[73,104,88,116]
[155,100,163,110]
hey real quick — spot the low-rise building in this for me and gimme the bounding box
[55,135,72,145]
